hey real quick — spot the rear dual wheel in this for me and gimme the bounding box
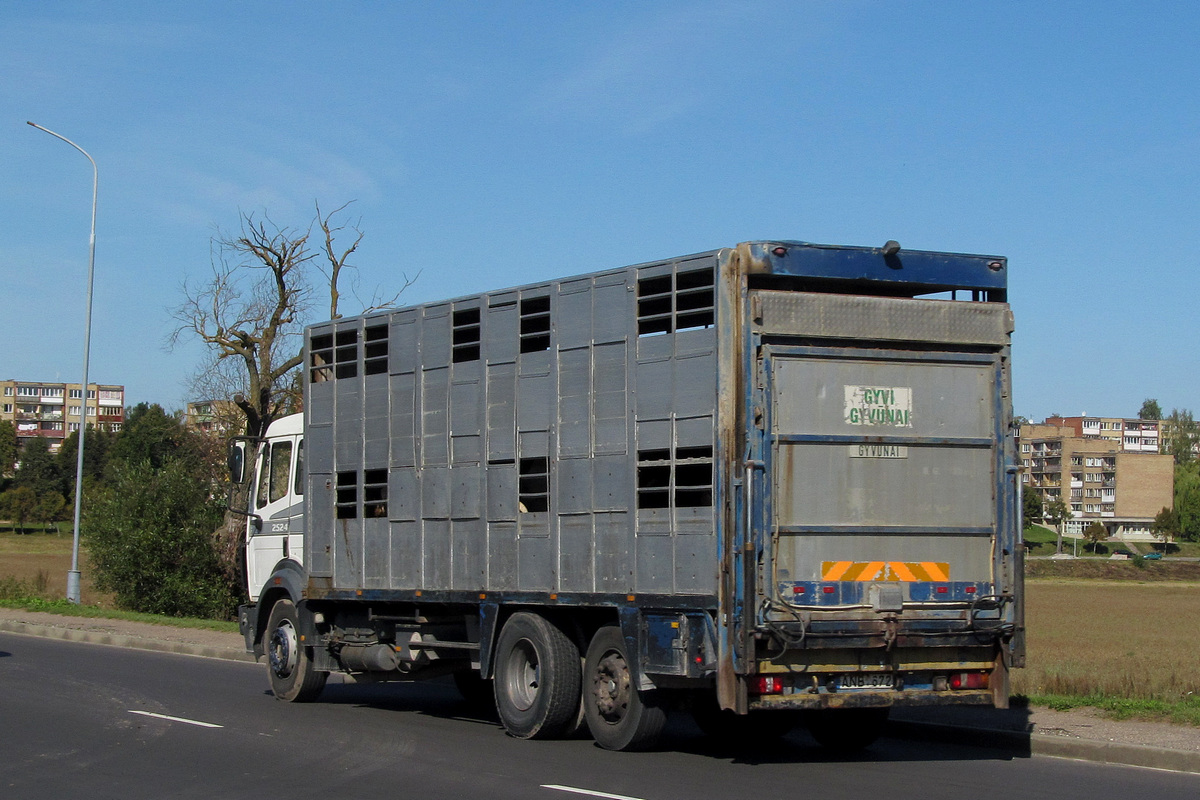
[492,612,582,739]
[583,625,667,751]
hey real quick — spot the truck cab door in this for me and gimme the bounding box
[246,436,304,600]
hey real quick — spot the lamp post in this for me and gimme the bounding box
[27,121,97,604]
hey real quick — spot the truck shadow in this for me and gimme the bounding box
[309,680,1033,764]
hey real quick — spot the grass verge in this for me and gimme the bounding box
[0,573,237,633]
[1024,693,1200,727]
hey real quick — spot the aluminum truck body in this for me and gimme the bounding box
[236,238,1022,751]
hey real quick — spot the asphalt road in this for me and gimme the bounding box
[2,632,1197,800]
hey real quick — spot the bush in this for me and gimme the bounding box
[83,459,239,619]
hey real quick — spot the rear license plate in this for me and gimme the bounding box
[836,673,895,689]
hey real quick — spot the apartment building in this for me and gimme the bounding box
[1020,422,1173,538]
[0,379,125,453]
[184,399,243,436]
[1044,415,1162,453]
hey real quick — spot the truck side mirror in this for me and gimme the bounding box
[228,441,247,484]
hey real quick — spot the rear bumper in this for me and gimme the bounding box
[749,688,995,711]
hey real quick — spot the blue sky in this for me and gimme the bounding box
[1,1,1197,420]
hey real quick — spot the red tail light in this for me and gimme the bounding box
[750,675,784,694]
[949,672,990,690]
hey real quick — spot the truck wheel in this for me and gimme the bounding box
[265,599,327,702]
[805,707,889,752]
[583,625,667,751]
[493,612,581,739]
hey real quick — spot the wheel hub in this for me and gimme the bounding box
[592,651,631,723]
[268,620,299,679]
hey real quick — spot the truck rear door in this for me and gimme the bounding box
[748,291,1016,619]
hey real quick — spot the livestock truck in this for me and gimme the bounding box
[233,238,1023,751]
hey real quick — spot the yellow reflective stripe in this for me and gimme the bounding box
[818,561,952,581]
[822,561,853,580]
[920,562,950,581]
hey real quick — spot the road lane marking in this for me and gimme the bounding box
[128,710,223,728]
[542,786,647,800]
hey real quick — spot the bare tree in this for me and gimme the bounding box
[172,213,313,438]
[315,201,417,321]
[171,204,414,591]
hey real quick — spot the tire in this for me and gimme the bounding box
[806,707,890,752]
[583,625,667,751]
[492,612,582,739]
[265,599,327,702]
[691,701,800,744]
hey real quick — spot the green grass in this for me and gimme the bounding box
[1023,524,1060,555]
[0,573,237,633]
[1025,692,1200,727]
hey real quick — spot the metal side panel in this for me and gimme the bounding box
[758,291,1013,347]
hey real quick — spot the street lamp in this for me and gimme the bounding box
[27,121,97,605]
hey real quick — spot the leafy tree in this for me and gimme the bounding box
[83,458,238,619]
[32,491,66,532]
[1139,398,1163,420]
[1022,488,1043,530]
[0,486,39,533]
[0,419,16,478]
[108,403,191,471]
[55,427,112,488]
[1164,409,1199,465]
[1174,463,1200,543]
[1043,497,1072,554]
[1152,506,1179,550]
[14,437,64,497]
[1083,521,1108,552]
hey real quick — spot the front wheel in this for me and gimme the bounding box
[583,625,667,751]
[265,599,327,702]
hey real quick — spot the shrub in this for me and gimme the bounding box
[83,459,239,619]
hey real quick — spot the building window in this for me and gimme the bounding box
[17,387,38,397]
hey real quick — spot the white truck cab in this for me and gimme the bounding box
[242,413,305,602]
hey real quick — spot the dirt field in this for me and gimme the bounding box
[0,533,109,605]
[1015,578,1200,701]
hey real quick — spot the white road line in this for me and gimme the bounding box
[128,710,223,729]
[542,785,647,800]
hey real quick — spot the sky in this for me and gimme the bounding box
[1,1,1197,421]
